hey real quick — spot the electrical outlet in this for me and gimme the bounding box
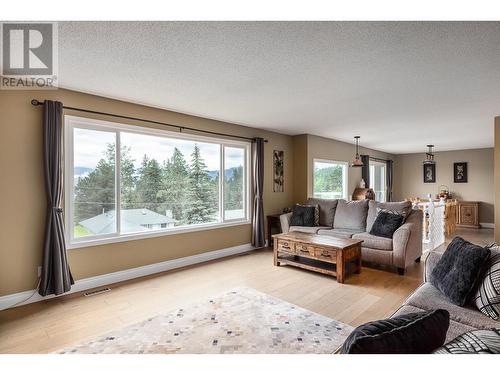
[37,266,42,277]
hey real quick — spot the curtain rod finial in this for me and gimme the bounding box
[31,99,43,106]
[251,138,268,143]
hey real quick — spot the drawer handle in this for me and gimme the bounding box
[320,251,332,257]
[282,242,289,247]
[299,247,309,253]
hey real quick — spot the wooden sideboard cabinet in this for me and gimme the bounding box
[455,201,480,229]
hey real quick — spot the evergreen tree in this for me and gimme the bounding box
[185,144,217,224]
[224,166,244,210]
[136,155,163,212]
[74,143,114,222]
[119,145,137,209]
[74,143,137,222]
[314,165,343,194]
[157,147,190,223]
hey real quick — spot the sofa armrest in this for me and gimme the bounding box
[279,212,293,233]
[392,209,423,268]
[423,251,443,283]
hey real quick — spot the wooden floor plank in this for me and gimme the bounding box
[0,228,493,353]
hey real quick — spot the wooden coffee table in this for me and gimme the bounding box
[272,232,363,283]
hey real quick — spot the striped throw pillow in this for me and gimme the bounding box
[433,328,500,354]
[473,244,500,319]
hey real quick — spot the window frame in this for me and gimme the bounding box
[64,115,252,249]
[312,158,348,200]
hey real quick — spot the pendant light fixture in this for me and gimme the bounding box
[423,144,436,165]
[351,136,364,167]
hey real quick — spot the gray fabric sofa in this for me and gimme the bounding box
[279,198,423,274]
[392,250,500,342]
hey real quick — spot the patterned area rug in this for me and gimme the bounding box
[57,287,353,354]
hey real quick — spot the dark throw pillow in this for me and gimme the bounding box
[430,237,491,306]
[369,210,404,239]
[339,309,450,354]
[473,246,500,320]
[289,204,318,227]
[433,328,500,354]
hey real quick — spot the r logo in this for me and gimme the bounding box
[2,23,53,75]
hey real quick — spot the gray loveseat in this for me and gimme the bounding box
[279,198,423,274]
[392,250,500,342]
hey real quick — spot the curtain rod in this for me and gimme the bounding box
[369,156,391,163]
[31,99,267,143]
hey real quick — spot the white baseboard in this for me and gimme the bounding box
[0,243,258,311]
[480,222,495,229]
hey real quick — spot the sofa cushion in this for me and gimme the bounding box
[430,236,490,306]
[289,226,330,234]
[369,210,405,239]
[339,309,450,354]
[305,198,338,227]
[352,232,393,251]
[473,247,500,320]
[366,200,412,232]
[289,204,318,227]
[317,228,363,238]
[333,199,368,231]
[433,328,500,354]
[391,304,479,343]
[404,282,500,330]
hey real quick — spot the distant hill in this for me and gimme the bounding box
[207,167,239,180]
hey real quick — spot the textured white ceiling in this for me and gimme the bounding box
[58,22,500,154]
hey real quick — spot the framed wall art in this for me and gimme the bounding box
[454,162,468,183]
[423,163,436,183]
[273,150,284,192]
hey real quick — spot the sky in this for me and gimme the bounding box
[74,128,245,172]
[314,161,341,171]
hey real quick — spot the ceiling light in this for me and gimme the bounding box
[351,136,364,167]
[423,144,435,165]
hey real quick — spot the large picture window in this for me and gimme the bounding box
[65,116,250,248]
[312,159,348,200]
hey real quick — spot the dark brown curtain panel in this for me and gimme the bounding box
[39,100,74,296]
[251,138,265,247]
[386,159,394,202]
[361,155,370,188]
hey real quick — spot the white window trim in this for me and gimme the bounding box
[64,115,252,250]
[312,158,348,200]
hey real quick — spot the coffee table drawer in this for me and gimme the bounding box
[277,239,295,253]
[315,247,336,262]
[295,243,315,256]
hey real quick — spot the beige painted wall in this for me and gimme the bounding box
[294,134,394,201]
[292,135,308,203]
[0,89,295,296]
[393,148,494,224]
[495,117,500,241]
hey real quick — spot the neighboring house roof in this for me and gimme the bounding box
[79,208,176,235]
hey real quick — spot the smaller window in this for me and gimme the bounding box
[313,159,348,200]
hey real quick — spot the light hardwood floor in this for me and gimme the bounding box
[0,228,493,354]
